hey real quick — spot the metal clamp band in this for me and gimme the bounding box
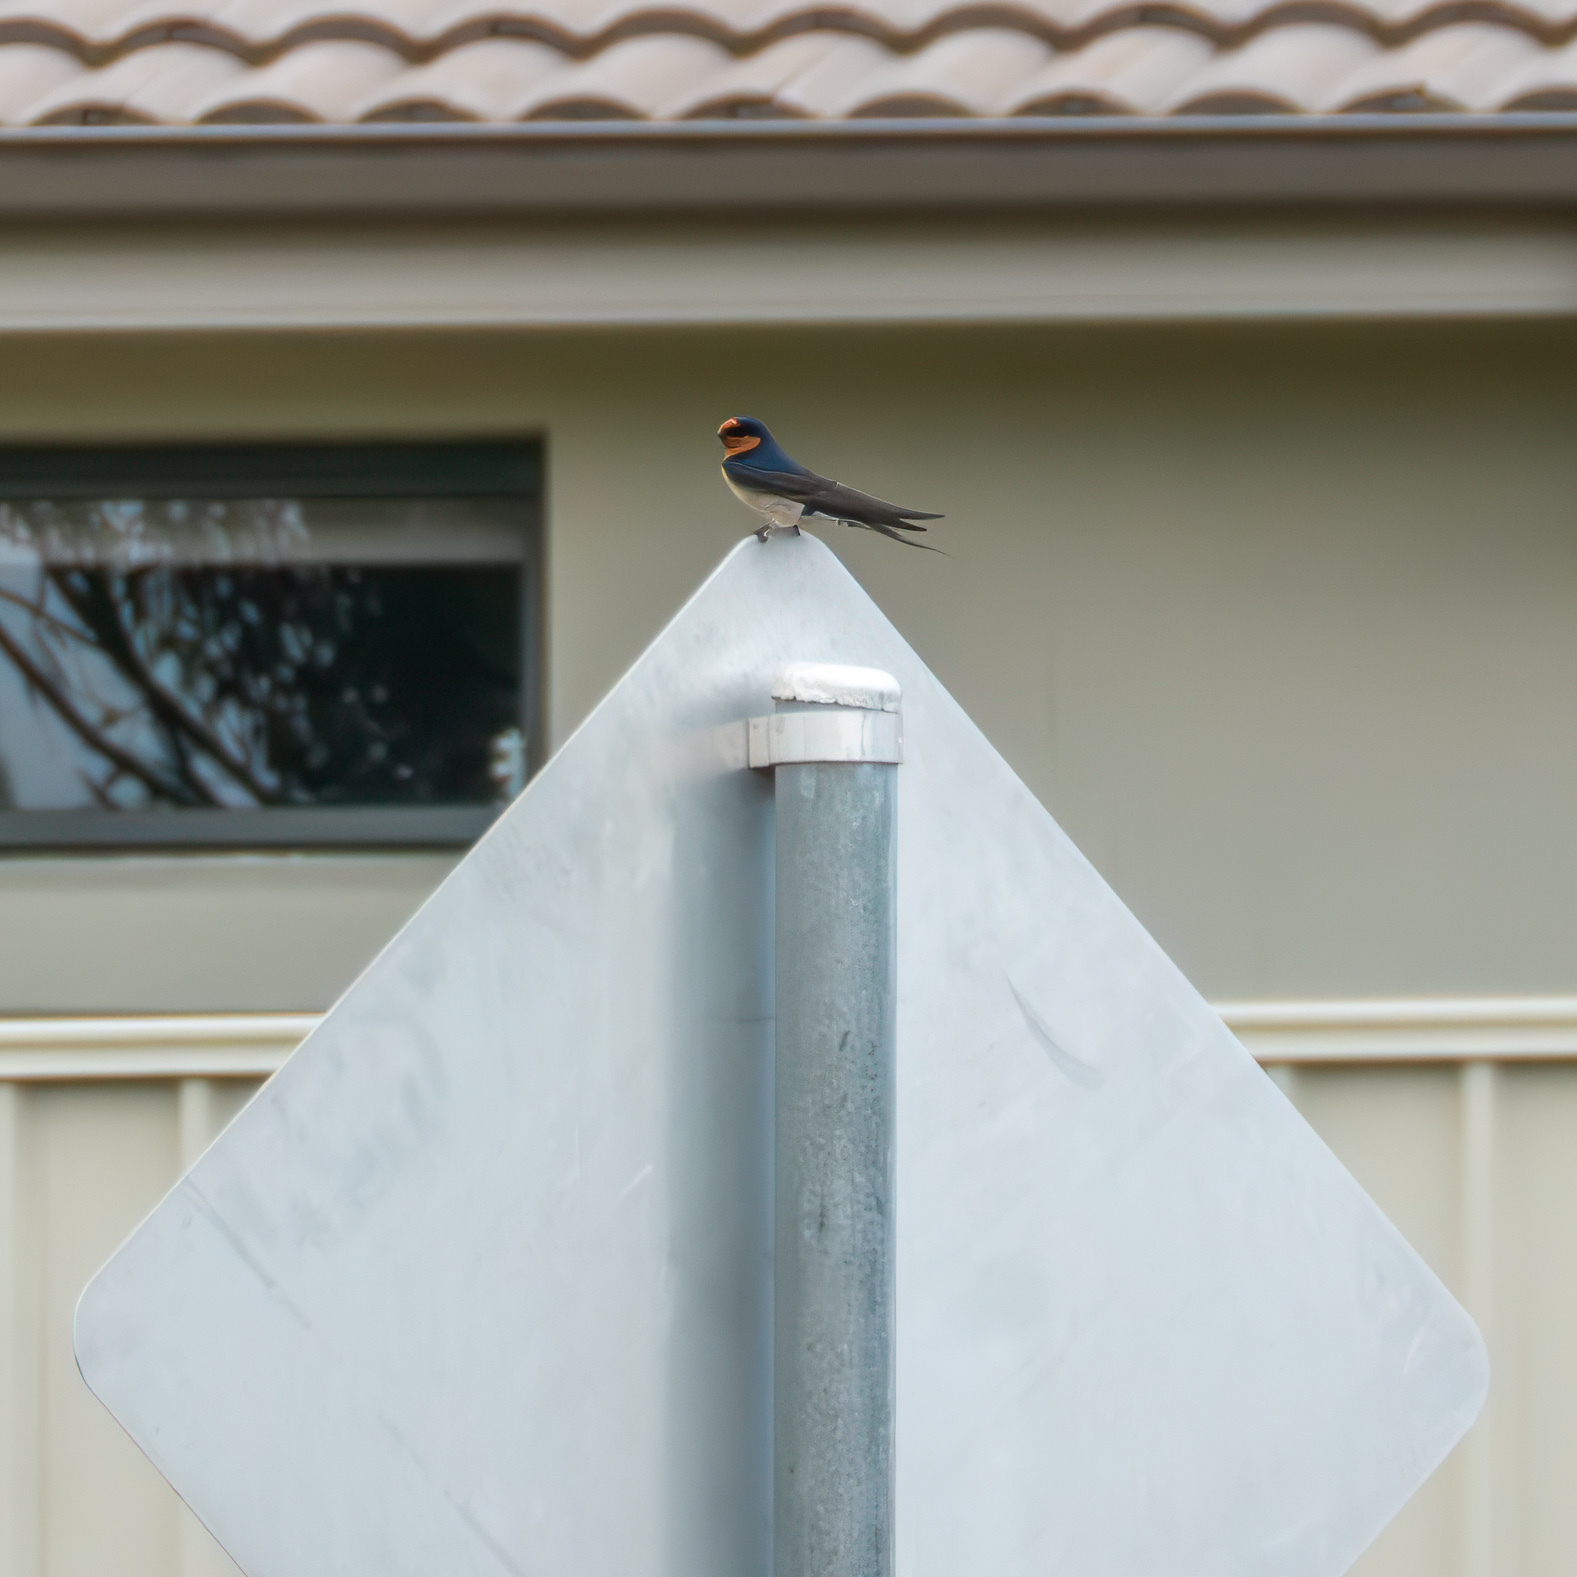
[749,708,903,768]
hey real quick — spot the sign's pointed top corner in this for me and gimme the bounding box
[672,529,885,650]
[713,526,861,585]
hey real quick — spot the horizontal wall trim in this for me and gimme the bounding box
[0,999,1573,1079]
[0,806,498,849]
[3,117,1577,220]
[1,215,1575,331]
[1222,996,1577,1063]
[0,1014,316,1079]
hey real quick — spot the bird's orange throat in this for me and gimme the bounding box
[721,433,761,457]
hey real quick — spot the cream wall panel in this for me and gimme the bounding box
[1288,1065,1464,1297]
[172,1080,250,1577]
[0,858,456,1014]
[2,1080,260,1577]
[176,1080,256,1171]
[0,1083,42,1577]
[1281,1066,1469,1577]
[1495,1068,1577,1577]
[33,1084,177,1577]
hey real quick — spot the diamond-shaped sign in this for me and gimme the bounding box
[76,534,1485,1577]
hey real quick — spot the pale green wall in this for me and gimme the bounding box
[0,320,1571,1008]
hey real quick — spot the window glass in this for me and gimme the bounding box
[0,444,538,847]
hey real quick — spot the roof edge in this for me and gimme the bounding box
[3,115,1577,218]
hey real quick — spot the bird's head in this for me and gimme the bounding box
[718,416,772,458]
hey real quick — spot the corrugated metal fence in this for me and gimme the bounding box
[2,1003,1574,1577]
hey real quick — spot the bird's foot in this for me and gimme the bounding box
[754,527,769,543]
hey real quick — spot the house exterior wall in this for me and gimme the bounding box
[0,319,1570,1009]
[0,317,1572,1577]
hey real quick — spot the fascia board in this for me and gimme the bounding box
[0,212,1574,329]
[1,116,1577,220]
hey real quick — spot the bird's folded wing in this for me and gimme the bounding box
[730,466,942,527]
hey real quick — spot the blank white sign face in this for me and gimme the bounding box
[76,534,1485,1577]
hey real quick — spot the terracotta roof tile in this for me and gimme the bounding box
[1,0,1576,123]
[662,31,842,118]
[1164,24,1380,112]
[1495,29,1577,102]
[196,38,405,119]
[356,37,561,118]
[833,30,1055,116]
[1005,28,1215,114]
[738,35,901,117]
[518,35,732,117]
[0,41,83,120]
[1333,23,1542,108]
[29,40,242,121]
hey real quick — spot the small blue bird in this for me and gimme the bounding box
[718,417,943,550]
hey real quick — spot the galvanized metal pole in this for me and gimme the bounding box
[751,662,901,1577]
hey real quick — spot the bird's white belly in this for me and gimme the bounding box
[723,471,804,530]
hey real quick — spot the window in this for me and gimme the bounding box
[0,441,540,847]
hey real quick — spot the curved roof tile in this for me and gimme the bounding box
[1165,23,1378,111]
[516,34,730,118]
[836,30,1054,116]
[0,40,81,118]
[664,31,841,117]
[1333,22,1540,106]
[1006,28,1215,113]
[0,0,1575,122]
[194,37,403,118]
[1495,28,1577,100]
[355,36,560,116]
[761,34,901,117]
[28,40,243,121]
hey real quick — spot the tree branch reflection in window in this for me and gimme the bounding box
[0,496,525,812]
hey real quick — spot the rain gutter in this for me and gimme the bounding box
[0,114,1576,219]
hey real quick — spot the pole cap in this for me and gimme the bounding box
[772,663,901,713]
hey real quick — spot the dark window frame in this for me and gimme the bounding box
[0,440,543,851]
